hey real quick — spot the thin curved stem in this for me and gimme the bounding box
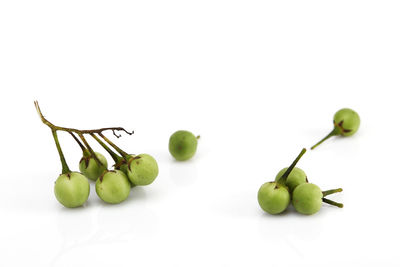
[69,132,87,153]
[52,130,70,174]
[34,101,134,137]
[311,127,340,150]
[90,133,121,163]
[277,148,307,185]
[98,132,129,158]
[323,188,343,197]
[322,198,343,208]
[78,134,103,166]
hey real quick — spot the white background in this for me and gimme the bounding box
[1,1,399,266]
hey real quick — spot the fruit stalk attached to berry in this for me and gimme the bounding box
[311,108,360,150]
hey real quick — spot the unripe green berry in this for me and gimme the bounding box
[275,167,307,192]
[333,108,360,136]
[95,170,131,204]
[311,108,360,149]
[54,172,90,208]
[127,154,159,186]
[257,182,290,215]
[79,152,108,181]
[292,183,322,215]
[169,130,198,161]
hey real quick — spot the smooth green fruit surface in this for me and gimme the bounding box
[334,108,360,136]
[127,154,159,186]
[169,130,198,161]
[275,167,307,192]
[292,183,322,215]
[95,170,131,204]
[54,172,90,208]
[257,182,290,215]
[79,152,108,181]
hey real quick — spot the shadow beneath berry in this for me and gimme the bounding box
[169,160,198,186]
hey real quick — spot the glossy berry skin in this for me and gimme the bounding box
[257,182,290,215]
[169,130,198,161]
[275,167,307,192]
[79,152,108,181]
[95,170,131,204]
[54,172,90,208]
[292,183,322,215]
[127,154,159,186]
[334,108,360,136]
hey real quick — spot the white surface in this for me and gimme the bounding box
[1,1,400,266]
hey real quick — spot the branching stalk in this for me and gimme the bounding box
[34,101,134,170]
[98,132,129,158]
[90,133,121,163]
[34,101,134,137]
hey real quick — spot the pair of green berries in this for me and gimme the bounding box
[258,108,360,215]
[257,148,343,215]
[54,153,158,208]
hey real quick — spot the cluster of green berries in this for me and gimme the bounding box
[55,151,159,208]
[54,128,199,208]
[258,108,360,215]
[34,101,159,208]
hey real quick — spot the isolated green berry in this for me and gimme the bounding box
[275,167,307,192]
[334,108,360,137]
[169,130,198,161]
[311,108,360,149]
[292,183,322,215]
[127,154,159,186]
[54,172,90,208]
[258,182,290,214]
[79,152,108,181]
[95,170,131,204]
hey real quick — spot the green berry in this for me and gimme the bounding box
[127,154,159,186]
[169,130,198,161]
[79,152,108,181]
[275,167,307,192]
[334,108,360,137]
[258,148,307,215]
[54,172,90,208]
[311,108,360,149]
[258,182,290,215]
[293,184,344,215]
[95,170,131,204]
[292,183,322,215]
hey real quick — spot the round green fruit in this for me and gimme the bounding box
[169,130,198,161]
[127,154,159,186]
[54,172,90,208]
[292,183,323,215]
[275,167,307,192]
[79,152,108,181]
[95,170,131,204]
[257,182,290,215]
[333,108,360,136]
